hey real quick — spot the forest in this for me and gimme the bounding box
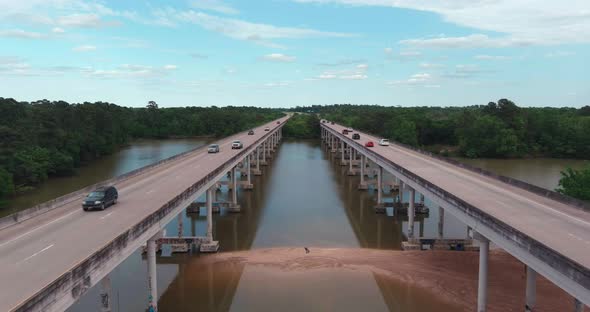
[0,98,283,207]
[296,99,590,159]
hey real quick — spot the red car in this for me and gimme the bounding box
[365,141,374,147]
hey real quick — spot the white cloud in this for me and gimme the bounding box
[0,29,45,39]
[315,62,368,80]
[154,9,354,47]
[57,13,118,27]
[384,47,393,54]
[262,53,296,62]
[295,0,590,47]
[51,27,65,33]
[263,81,290,87]
[73,45,96,52]
[356,63,368,69]
[388,73,433,86]
[163,64,178,70]
[420,62,444,69]
[189,0,239,15]
[88,64,176,79]
[545,51,576,58]
[475,55,511,61]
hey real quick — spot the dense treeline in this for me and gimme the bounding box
[294,100,590,159]
[557,166,590,200]
[0,98,283,207]
[282,113,320,139]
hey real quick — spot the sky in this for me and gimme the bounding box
[0,0,589,108]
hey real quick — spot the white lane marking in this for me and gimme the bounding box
[0,209,78,248]
[100,212,113,220]
[146,189,154,194]
[19,244,54,264]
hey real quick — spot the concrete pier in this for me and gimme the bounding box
[228,167,241,212]
[408,188,415,239]
[99,276,112,312]
[438,206,444,239]
[401,238,479,251]
[147,236,158,311]
[243,155,254,189]
[475,232,490,312]
[253,147,262,175]
[358,154,368,190]
[375,166,385,213]
[200,187,219,253]
[525,266,537,312]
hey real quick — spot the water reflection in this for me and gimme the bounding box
[66,140,582,312]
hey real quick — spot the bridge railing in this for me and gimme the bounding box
[14,121,285,312]
[323,124,590,293]
[322,123,589,212]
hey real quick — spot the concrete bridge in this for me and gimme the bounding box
[0,117,287,312]
[0,115,589,312]
[321,121,590,312]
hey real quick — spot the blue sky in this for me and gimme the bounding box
[0,0,588,108]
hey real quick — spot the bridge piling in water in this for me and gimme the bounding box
[200,187,219,253]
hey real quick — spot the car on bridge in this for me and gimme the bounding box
[248,130,254,135]
[342,129,349,135]
[264,127,270,131]
[331,121,335,125]
[231,140,243,149]
[352,133,360,140]
[208,144,220,153]
[379,139,390,146]
[82,186,118,211]
[276,121,281,124]
[365,141,374,147]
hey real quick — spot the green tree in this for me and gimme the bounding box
[557,167,590,200]
[0,168,15,207]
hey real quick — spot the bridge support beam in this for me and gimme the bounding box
[244,155,253,189]
[438,206,444,239]
[525,266,537,312]
[253,148,262,175]
[262,141,267,165]
[574,299,585,312]
[229,167,241,212]
[348,147,355,175]
[358,154,367,190]
[399,181,404,204]
[100,275,112,312]
[375,166,385,213]
[408,188,415,240]
[147,236,158,312]
[201,187,219,252]
[340,140,345,165]
[474,232,489,312]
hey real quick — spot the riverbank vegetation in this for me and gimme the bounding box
[282,113,320,139]
[295,100,590,159]
[0,98,283,207]
[558,167,590,201]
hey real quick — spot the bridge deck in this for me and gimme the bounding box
[0,117,287,311]
[324,123,590,270]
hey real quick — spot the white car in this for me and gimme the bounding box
[231,140,243,149]
[378,139,390,146]
[207,144,220,153]
[264,127,270,131]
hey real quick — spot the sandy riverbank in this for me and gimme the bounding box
[197,247,575,312]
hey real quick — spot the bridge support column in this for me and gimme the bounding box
[438,206,444,239]
[147,236,158,312]
[100,275,112,312]
[358,154,367,190]
[262,141,267,165]
[399,181,404,203]
[525,266,537,312]
[201,187,219,252]
[474,232,489,312]
[375,166,385,213]
[177,213,183,237]
[229,167,241,212]
[574,299,585,312]
[254,148,262,175]
[244,155,253,189]
[408,188,415,240]
[348,147,355,175]
[340,140,345,165]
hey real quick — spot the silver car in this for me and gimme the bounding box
[231,140,243,149]
[208,144,220,153]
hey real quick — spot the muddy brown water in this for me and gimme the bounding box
[15,139,580,312]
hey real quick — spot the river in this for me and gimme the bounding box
[9,139,586,311]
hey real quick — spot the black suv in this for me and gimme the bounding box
[82,186,118,211]
[248,130,254,135]
[352,133,360,140]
